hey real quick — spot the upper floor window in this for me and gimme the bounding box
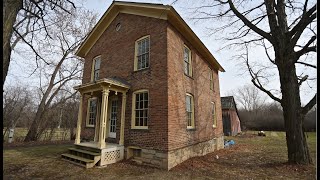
[210,70,214,90]
[184,45,192,77]
[212,102,217,127]
[134,36,150,71]
[131,90,149,129]
[186,93,195,129]
[92,56,101,81]
[87,98,98,127]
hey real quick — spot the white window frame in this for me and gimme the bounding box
[134,35,150,71]
[86,98,98,127]
[184,45,192,77]
[186,93,195,129]
[210,70,214,90]
[131,89,149,129]
[212,102,217,128]
[91,56,101,82]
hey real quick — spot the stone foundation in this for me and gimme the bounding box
[125,136,224,170]
[168,136,224,170]
[126,147,168,169]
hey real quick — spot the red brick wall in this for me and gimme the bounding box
[81,13,169,151]
[167,23,223,151]
[79,13,223,152]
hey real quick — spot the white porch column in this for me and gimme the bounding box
[119,92,127,146]
[75,93,83,144]
[98,88,109,148]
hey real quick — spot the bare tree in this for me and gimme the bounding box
[23,8,97,142]
[3,0,76,86]
[232,84,267,112]
[3,85,33,141]
[190,0,316,164]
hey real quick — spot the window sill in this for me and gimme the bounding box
[133,67,150,73]
[187,127,196,131]
[184,74,194,80]
[131,126,148,130]
[86,125,95,128]
[212,125,217,128]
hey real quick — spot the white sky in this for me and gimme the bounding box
[5,0,316,105]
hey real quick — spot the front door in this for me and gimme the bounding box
[108,99,118,138]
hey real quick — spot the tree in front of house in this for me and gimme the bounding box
[191,0,316,164]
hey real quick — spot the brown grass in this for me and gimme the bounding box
[3,131,316,180]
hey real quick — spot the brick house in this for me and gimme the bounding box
[61,1,225,170]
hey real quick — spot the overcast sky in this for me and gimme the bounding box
[5,0,316,105]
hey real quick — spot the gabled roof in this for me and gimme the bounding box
[221,96,236,109]
[76,1,225,72]
[221,96,241,120]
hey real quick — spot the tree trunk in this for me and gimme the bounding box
[279,63,312,164]
[3,0,23,85]
[24,107,44,142]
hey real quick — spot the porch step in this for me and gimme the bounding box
[75,144,101,153]
[61,153,96,168]
[62,146,102,168]
[69,148,100,157]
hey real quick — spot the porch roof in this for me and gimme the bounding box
[74,77,130,93]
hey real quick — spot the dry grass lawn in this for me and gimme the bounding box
[3,131,316,180]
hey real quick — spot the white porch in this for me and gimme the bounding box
[61,78,130,168]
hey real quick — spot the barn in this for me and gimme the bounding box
[221,96,241,136]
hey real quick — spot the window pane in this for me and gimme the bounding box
[95,58,101,70]
[184,62,189,75]
[144,117,148,126]
[142,41,145,53]
[138,42,142,55]
[186,96,191,111]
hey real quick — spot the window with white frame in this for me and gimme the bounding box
[210,70,214,90]
[132,90,149,129]
[212,102,217,127]
[186,93,194,128]
[92,56,101,81]
[135,36,150,71]
[184,45,192,77]
[87,98,97,127]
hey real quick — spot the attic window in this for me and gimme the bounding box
[116,23,121,31]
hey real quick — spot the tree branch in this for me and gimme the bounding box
[227,0,273,43]
[301,94,317,115]
[296,61,316,68]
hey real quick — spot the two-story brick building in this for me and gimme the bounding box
[61,1,225,170]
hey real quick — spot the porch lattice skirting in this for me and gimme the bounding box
[61,143,124,168]
[100,145,124,166]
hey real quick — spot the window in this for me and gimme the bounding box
[131,90,149,129]
[87,98,97,127]
[212,102,217,127]
[184,45,192,77]
[92,56,101,81]
[210,70,214,90]
[134,36,150,71]
[186,93,194,129]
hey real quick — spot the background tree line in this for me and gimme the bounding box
[3,85,79,142]
[229,84,316,132]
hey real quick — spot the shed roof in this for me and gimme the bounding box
[75,1,225,72]
[221,96,236,109]
[221,96,241,121]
